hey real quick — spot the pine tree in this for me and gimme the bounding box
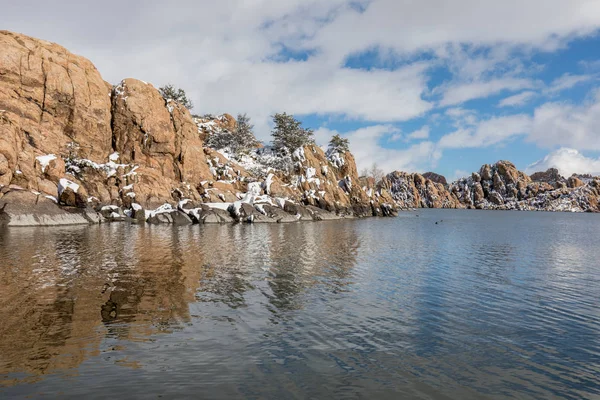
[271,113,314,154]
[327,134,350,154]
[232,113,259,155]
[206,114,260,158]
[158,84,194,110]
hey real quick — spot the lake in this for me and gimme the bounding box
[1,210,599,399]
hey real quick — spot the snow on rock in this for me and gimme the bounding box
[292,147,306,162]
[58,178,80,195]
[203,202,232,211]
[327,151,345,168]
[263,173,274,195]
[145,203,173,219]
[36,154,57,173]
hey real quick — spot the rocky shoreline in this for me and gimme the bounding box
[0,31,598,227]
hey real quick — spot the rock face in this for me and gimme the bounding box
[382,161,599,213]
[530,168,565,187]
[383,171,461,209]
[0,188,100,226]
[0,30,112,190]
[0,31,397,225]
[422,172,448,186]
[450,161,599,212]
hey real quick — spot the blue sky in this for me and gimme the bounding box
[303,33,600,178]
[2,0,600,179]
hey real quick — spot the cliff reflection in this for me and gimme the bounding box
[192,222,360,313]
[0,221,360,386]
[0,224,203,385]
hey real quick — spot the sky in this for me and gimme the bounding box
[2,0,600,180]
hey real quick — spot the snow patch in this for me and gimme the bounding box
[58,178,79,195]
[36,154,57,173]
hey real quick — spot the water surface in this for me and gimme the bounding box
[1,210,599,399]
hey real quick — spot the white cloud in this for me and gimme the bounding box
[318,125,439,173]
[528,94,600,150]
[545,73,594,94]
[498,91,537,107]
[407,126,430,140]
[526,148,600,176]
[438,114,532,149]
[309,0,600,63]
[439,78,536,107]
[0,0,598,139]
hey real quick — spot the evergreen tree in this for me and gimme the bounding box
[233,113,259,154]
[206,114,260,158]
[271,112,314,154]
[158,84,194,110]
[327,134,350,154]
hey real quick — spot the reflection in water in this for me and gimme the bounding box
[0,211,599,399]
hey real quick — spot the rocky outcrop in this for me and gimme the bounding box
[382,162,599,213]
[0,30,112,190]
[451,161,599,212]
[1,31,596,225]
[194,114,237,141]
[383,171,462,209]
[422,172,447,186]
[0,31,397,226]
[0,188,101,226]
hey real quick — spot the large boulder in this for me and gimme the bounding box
[0,31,112,195]
[0,189,98,226]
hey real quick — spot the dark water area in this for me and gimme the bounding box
[0,210,599,399]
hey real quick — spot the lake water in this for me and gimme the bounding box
[0,210,599,399]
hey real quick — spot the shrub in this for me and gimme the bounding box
[158,84,194,110]
[271,113,314,154]
[327,134,350,154]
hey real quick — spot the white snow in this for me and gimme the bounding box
[122,184,134,190]
[145,203,173,218]
[58,178,80,195]
[263,173,274,195]
[203,202,232,211]
[327,151,345,168]
[306,167,316,179]
[178,199,191,208]
[109,152,120,162]
[126,192,136,198]
[131,203,143,211]
[275,197,287,209]
[36,154,57,173]
[292,147,306,162]
[101,205,119,211]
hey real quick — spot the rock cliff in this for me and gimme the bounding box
[382,161,599,213]
[0,31,396,226]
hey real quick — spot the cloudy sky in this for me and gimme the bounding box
[2,0,600,179]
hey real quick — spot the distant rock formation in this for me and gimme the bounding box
[381,161,599,213]
[422,172,448,186]
[450,161,599,212]
[381,171,461,209]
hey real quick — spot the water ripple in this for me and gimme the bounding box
[0,210,599,399]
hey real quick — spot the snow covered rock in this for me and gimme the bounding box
[58,178,88,208]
